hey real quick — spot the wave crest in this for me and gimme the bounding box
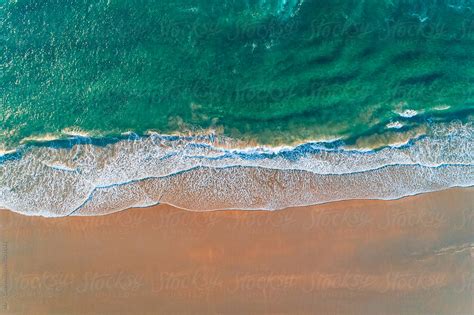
[0,122,473,217]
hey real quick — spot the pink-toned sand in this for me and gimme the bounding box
[0,188,473,314]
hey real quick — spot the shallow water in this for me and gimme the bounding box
[0,122,472,216]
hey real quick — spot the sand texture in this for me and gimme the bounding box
[0,188,472,314]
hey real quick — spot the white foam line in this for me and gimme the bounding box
[0,122,472,217]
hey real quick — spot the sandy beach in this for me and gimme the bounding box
[0,188,472,314]
[2,1,473,315]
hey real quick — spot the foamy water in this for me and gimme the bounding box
[0,122,473,217]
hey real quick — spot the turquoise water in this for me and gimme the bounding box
[1,0,474,149]
[1,0,474,216]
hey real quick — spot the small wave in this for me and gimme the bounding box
[396,109,419,118]
[434,105,451,111]
[61,128,92,138]
[19,134,60,144]
[0,121,472,217]
[386,121,404,129]
[0,148,16,156]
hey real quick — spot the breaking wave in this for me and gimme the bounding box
[0,121,473,217]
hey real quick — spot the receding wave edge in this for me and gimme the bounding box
[0,121,472,217]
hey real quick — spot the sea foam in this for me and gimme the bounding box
[0,122,472,217]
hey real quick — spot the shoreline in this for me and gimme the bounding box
[1,121,472,217]
[2,185,473,219]
[69,184,474,216]
[4,164,474,217]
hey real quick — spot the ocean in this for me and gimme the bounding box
[1,0,473,216]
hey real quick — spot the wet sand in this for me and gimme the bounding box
[0,188,473,314]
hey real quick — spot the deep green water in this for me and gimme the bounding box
[1,0,474,149]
